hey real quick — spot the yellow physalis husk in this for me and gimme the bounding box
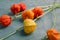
[23,19,36,34]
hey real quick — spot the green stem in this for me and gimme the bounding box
[12,5,57,21]
[0,31,16,40]
[50,0,57,28]
[13,4,60,21]
[11,3,60,21]
[34,4,59,21]
[41,0,57,40]
[12,8,49,20]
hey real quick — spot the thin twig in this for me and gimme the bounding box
[50,0,57,28]
[42,0,57,40]
[12,4,57,21]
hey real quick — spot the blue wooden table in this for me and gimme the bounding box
[0,0,60,40]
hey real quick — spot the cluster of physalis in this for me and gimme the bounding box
[0,2,26,27]
[0,2,60,40]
